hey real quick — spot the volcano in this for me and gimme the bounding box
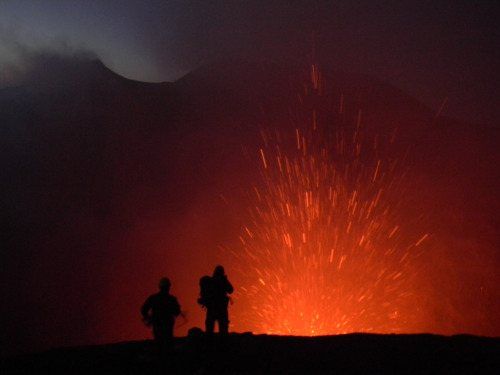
[1,56,499,356]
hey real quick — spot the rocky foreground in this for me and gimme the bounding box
[3,332,500,374]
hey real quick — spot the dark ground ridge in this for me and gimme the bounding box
[3,332,500,374]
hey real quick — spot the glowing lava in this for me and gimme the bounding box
[224,65,429,336]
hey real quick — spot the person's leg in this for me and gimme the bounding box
[205,308,215,335]
[218,307,229,335]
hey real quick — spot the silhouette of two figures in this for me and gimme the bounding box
[141,265,233,350]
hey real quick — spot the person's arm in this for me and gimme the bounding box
[225,277,234,294]
[173,297,181,317]
[141,296,152,322]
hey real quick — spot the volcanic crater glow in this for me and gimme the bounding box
[225,65,429,336]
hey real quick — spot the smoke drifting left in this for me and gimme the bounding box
[1,53,500,356]
[0,27,99,87]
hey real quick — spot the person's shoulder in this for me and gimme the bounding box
[144,292,159,304]
[168,294,180,306]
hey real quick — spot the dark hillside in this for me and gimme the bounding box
[3,333,500,374]
[1,56,500,355]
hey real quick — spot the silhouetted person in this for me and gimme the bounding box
[201,265,233,337]
[141,277,181,353]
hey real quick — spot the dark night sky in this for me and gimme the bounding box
[1,0,499,125]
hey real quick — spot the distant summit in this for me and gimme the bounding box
[18,56,132,91]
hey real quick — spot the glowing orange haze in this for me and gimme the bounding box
[119,64,498,343]
[101,64,499,346]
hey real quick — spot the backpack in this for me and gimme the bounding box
[197,275,213,308]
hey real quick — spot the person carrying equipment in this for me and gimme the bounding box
[198,265,233,337]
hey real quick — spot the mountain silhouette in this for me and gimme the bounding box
[1,56,499,356]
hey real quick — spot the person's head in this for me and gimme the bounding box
[213,265,225,277]
[158,277,171,292]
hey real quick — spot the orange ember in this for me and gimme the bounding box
[222,65,429,336]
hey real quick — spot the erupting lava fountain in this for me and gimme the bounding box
[222,64,430,336]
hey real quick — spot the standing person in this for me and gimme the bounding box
[141,277,181,352]
[199,265,233,337]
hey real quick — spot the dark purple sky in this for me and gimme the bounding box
[1,0,499,125]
